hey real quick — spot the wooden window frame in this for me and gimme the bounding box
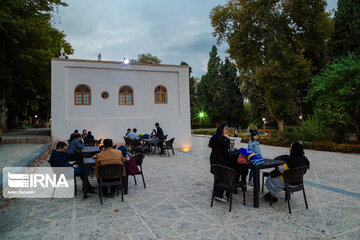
[119,85,134,105]
[154,85,167,104]
[74,84,91,105]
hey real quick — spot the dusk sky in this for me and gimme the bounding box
[54,0,338,78]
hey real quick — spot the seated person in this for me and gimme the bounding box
[126,128,140,141]
[69,129,79,143]
[152,123,165,140]
[49,141,95,194]
[125,128,131,137]
[82,129,87,139]
[227,139,248,193]
[84,131,95,143]
[93,139,126,198]
[66,134,84,163]
[264,141,310,202]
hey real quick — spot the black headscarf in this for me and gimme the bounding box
[208,123,228,148]
[287,141,310,169]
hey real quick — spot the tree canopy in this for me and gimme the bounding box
[329,0,360,59]
[197,45,246,126]
[210,0,333,129]
[305,53,360,140]
[0,0,73,129]
[137,53,161,64]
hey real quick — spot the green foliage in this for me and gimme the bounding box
[279,127,298,142]
[210,0,333,129]
[197,45,247,126]
[137,53,161,64]
[329,0,360,59]
[294,114,326,141]
[180,61,197,122]
[305,53,360,140]
[0,0,73,128]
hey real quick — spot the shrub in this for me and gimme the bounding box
[279,126,298,141]
[294,114,326,141]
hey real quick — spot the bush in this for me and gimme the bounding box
[279,126,298,141]
[294,114,326,141]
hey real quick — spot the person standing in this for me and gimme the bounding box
[248,129,262,186]
[209,123,231,202]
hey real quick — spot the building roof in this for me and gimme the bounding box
[52,58,189,69]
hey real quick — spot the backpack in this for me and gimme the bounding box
[127,155,139,176]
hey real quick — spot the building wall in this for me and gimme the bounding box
[51,58,192,149]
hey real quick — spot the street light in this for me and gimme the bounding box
[123,57,129,64]
[299,115,303,120]
[262,118,266,134]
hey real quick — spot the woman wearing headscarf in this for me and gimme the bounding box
[264,141,310,202]
[209,123,231,202]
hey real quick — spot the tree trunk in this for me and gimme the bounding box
[0,97,7,131]
[278,119,285,131]
[353,119,360,143]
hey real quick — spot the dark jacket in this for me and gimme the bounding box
[155,127,165,140]
[209,133,230,170]
[84,134,95,143]
[49,150,72,167]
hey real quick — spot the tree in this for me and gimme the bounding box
[180,61,197,122]
[0,0,73,130]
[197,45,247,126]
[210,0,333,129]
[137,53,161,64]
[329,0,360,59]
[197,45,222,123]
[305,54,360,141]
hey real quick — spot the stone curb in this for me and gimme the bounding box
[0,143,51,190]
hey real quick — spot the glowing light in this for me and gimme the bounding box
[123,58,130,64]
[299,115,303,120]
[198,111,207,119]
[35,115,38,118]
[262,118,266,122]
[181,147,191,152]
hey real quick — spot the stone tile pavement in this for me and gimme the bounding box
[0,136,359,239]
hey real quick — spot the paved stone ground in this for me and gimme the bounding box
[0,144,45,172]
[0,136,359,239]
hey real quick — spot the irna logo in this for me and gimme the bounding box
[8,172,69,188]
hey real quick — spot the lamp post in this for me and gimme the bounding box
[262,118,266,134]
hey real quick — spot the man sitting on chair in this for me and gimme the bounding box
[126,128,140,141]
[49,141,95,194]
[93,139,126,198]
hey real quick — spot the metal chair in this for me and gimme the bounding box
[211,164,246,212]
[98,164,124,204]
[132,154,146,188]
[282,166,309,214]
[160,138,175,156]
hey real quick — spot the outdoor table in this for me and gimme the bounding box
[141,138,160,154]
[247,158,285,208]
[81,146,100,159]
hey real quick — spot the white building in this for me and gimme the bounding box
[51,58,192,150]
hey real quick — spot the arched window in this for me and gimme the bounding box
[154,85,167,104]
[74,84,91,105]
[119,85,134,105]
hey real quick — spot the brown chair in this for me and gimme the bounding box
[128,139,144,154]
[211,164,246,212]
[160,138,175,156]
[262,155,289,192]
[132,154,146,188]
[282,166,309,214]
[98,164,124,204]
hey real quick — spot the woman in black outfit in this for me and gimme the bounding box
[209,123,231,201]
